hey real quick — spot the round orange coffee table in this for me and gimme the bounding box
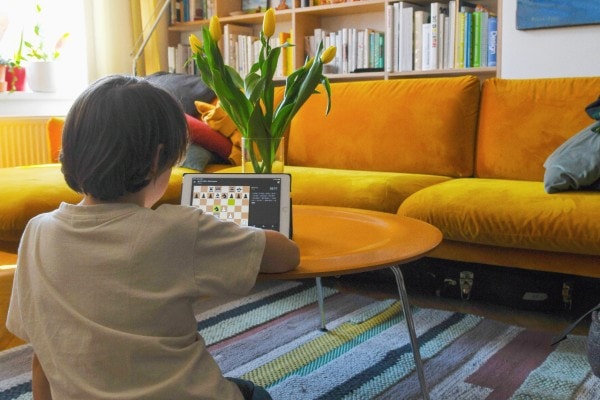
[260,205,442,400]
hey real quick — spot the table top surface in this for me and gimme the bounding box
[261,205,443,279]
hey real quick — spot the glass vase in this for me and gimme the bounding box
[242,137,285,173]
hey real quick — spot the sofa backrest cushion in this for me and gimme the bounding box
[286,76,481,177]
[475,77,600,181]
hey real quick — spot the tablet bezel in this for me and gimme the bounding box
[181,173,292,238]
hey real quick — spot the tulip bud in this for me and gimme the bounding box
[189,34,202,54]
[262,8,275,38]
[321,46,336,64]
[304,57,314,69]
[209,16,221,42]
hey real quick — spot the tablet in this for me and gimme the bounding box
[181,173,292,238]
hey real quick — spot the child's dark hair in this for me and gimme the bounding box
[60,75,188,200]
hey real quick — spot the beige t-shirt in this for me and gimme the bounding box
[7,202,266,399]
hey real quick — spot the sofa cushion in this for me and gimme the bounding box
[185,113,233,161]
[0,164,196,243]
[398,178,600,256]
[145,72,216,117]
[218,165,452,213]
[543,121,600,193]
[287,76,481,178]
[475,77,600,181]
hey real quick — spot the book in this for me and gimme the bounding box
[429,2,450,70]
[413,10,430,71]
[487,15,498,67]
[386,4,394,72]
[348,28,357,73]
[422,23,432,71]
[447,0,456,68]
[442,15,451,69]
[479,10,489,67]
[357,29,365,69]
[223,24,254,73]
[400,4,417,71]
[472,11,481,67]
[454,11,465,68]
[341,27,349,74]
[463,11,472,68]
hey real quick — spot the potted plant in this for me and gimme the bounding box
[189,9,335,173]
[23,3,69,92]
[5,31,27,91]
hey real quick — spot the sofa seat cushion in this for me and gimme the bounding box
[218,165,452,213]
[398,178,600,256]
[0,164,196,243]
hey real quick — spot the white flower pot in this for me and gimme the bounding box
[27,61,57,93]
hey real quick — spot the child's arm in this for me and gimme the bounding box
[259,230,300,274]
[32,353,52,400]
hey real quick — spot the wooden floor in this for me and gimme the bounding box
[325,259,596,336]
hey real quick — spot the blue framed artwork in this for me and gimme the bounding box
[517,0,600,30]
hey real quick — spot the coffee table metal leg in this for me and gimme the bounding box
[315,277,328,331]
[391,265,429,400]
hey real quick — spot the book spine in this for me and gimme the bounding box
[472,11,481,68]
[182,0,189,21]
[387,4,395,72]
[342,28,349,74]
[487,15,498,67]
[378,31,385,68]
[447,0,456,69]
[429,3,440,70]
[480,11,488,67]
[349,28,357,73]
[400,6,414,72]
[422,23,432,71]
[454,11,465,68]
[464,12,472,68]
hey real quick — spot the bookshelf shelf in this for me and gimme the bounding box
[167,0,500,82]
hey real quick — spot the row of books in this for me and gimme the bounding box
[171,0,215,23]
[389,1,497,73]
[168,25,293,78]
[302,2,497,75]
[221,25,291,78]
[168,44,196,75]
[305,28,386,74]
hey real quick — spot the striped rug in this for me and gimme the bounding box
[1,279,598,399]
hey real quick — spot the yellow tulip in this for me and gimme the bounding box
[321,46,337,64]
[262,8,275,38]
[209,16,221,42]
[189,34,202,54]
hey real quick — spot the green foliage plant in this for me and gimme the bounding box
[189,8,336,173]
[24,3,70,62]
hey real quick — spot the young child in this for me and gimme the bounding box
[7,75,300,400]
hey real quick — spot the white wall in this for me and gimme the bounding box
[500,0,600,78]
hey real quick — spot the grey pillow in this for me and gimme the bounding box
[180,143,216,171]
[145,72,216,117]
[543,121,600,193]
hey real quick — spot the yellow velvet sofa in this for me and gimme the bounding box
[2,75,600,278]
[2,75,600,350]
